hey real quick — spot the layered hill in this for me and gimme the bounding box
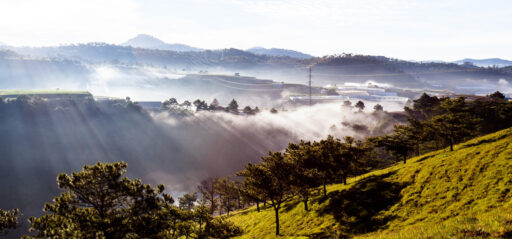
[228,128,512,238]
[2,43,511,91]
[247,47,313,59]
[454,58,512,67]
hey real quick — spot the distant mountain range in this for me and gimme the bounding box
[122,34,203,52]
[247,47,313,59]
[1,35,511,95]
[453,58,512,67]
[121,34,313,58]
[120,35,512,65]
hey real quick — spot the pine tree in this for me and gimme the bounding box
[26,162,177,238]
[355,101,365,111]
[374,125,416,163]
[237,152,293,236]
[315,136,341,195]
[215,177,237,216]
[286,141,321,211]
[430,97,481,151]
[228,99,239,113]
[373,104,383,112]
[412,93,441,119]
[179,192,198,211]
[197,177,218,215]
[489,91,505,101]
[0,208,20,235]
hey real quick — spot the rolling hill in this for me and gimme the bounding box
[2,42,511,92]
[454,58,512,67]
[228,127,512,238]
[247,47,313,59]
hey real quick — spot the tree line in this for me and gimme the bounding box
[161,97,282,116]
[374,91,512,162]
[193,135,375,236]
[192,91,512,236]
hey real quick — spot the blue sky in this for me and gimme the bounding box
[0,0,510,61]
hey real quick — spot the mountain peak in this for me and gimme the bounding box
[122,34,202,52]
[124,34,166,47]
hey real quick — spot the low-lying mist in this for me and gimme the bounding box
[146,101,405,192]
[0,99,404,229]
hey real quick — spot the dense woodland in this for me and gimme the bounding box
[1,92,511,237]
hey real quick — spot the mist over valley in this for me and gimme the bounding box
[1,4,512,236]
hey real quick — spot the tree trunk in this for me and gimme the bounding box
[303,194,309,211]
[103,230,112,239]
[449,138,454,151]
[323,177,327,196]
[172,220,177,238]
[343,175,347,185]
[210,199,215,215]
[403,155,407,164]
[274,206,280,236]
[256,200,260,212]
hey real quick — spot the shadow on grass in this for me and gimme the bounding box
[460,133,507,149]
[316,172,408,235]
[281,189,324,213]
[415,154,436,163]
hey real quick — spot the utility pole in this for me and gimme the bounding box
[308,66,312,106]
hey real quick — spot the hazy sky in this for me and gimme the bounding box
[0,0,510,61]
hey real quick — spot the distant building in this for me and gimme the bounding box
[289,94,408,103]
[337,90,370,97]
[332,85,404,101]
[289,95,349,103]
[349,95,409,102]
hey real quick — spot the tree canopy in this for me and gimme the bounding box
[25,162,241,239]
[355,101,365,111]
[0,208,20,235]
[237,152,293,236]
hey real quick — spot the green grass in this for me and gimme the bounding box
[0,89,91,96]
[228,128,512,238]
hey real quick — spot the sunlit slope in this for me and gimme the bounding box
[228,128,512,238]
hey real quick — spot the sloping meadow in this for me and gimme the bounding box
[228,128,512,238]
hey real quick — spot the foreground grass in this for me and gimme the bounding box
[228,128,512,238]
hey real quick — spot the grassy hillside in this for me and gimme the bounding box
[228,128,512,238]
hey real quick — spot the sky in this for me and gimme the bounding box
[0,0,511,61]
